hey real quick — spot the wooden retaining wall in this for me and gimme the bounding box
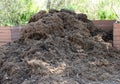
[0,26,23,46]
[0,20,120,50]
[92,20,115,32]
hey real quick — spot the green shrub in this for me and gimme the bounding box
[45,0,119,20]
[0,0,120,26]
[0,0,39,26]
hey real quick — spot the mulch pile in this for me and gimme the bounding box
[0,9,120,84]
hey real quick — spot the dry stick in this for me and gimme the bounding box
[113,8,120,22]
[111,2,120,22]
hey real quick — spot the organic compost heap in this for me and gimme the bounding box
[0,9,120,84]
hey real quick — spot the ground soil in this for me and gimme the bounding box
[0,9,120,84]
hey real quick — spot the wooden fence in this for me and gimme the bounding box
[0,20,120,50]
[0,26,23,46]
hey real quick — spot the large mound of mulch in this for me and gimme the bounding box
[0,9,120,84]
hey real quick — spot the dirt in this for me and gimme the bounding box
[0,9,120,84]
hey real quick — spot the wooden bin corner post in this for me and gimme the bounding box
[113,23,120,50]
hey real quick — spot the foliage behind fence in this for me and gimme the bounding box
[0,0,120,26]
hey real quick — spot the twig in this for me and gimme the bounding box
[112,1,120,22]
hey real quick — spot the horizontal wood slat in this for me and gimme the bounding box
[114,41,120,45]
[114,45,120,50]
[0,26,24,46]
[93,20,116,32]
[114,36,120,41]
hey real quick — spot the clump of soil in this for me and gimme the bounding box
[0,9,120,84]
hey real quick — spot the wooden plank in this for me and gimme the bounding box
[92,20,116,32]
